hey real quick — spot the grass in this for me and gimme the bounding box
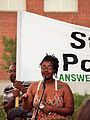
[0,95,7,120]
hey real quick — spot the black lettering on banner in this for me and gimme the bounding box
[63,54,78,71]
[81,60,90,72]
[88,37,90,40]
[88,37,90,48]
[71,32,86,49]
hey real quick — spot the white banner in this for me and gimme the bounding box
[16,11,90,86]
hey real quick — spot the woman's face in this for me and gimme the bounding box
[40,61,54,80]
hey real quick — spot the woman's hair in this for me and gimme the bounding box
[76,99,90,120]
[40,54,59,77]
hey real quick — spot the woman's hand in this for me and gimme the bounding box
[40,101,52,114]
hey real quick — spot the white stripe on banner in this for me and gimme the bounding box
[16,11,90,94]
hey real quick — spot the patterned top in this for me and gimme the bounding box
[27,80,73,120]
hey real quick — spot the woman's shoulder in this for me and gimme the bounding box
[57,80,72,92]
[27,81,41,93]
[57,80,69,87]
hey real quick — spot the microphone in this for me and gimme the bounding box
[34,77,46,120]
[43,77,46,90]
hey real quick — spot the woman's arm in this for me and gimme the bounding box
[21,83,34,111]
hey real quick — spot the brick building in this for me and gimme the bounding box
[0,0,90,80]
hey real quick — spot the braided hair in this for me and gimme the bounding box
[40,54,59,78]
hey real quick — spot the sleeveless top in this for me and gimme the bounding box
[31,80,69,120]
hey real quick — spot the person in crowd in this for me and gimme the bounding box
[75,99,90,120]
[2,63,27,120]
[21,54,74,120]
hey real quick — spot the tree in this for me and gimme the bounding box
[1,36,16,69]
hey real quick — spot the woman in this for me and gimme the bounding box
[23,54,74,120]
